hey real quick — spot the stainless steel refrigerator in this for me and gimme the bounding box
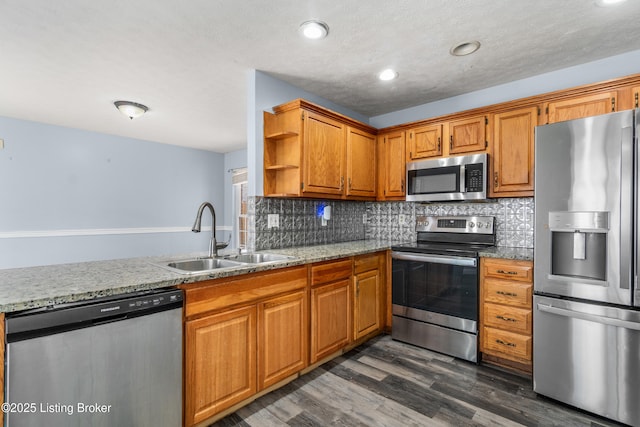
[534,109,640,426]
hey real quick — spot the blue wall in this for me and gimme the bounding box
[0,116,225,269]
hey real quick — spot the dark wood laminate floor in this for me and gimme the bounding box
[211,335,625,427]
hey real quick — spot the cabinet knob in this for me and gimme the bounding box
[494,172,499,188]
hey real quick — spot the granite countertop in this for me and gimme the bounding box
[0,240,402,313]
[478,246,534,261]
[0,240,533,314]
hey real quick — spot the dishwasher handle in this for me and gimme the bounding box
[537,302,640,331]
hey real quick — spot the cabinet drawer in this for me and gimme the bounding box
[354,253,381,274]
[482,327,531,361]
[483,303,531,334]
[483,279,532,309]
[311,259,352,286]
[183,266,307,317]
[483,259,533,282]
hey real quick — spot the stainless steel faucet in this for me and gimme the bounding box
[192,202,217,258]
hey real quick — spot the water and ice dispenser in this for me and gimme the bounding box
[549,211,608,283]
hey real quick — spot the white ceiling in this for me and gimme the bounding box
[1,0,640,153]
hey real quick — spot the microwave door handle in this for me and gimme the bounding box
[460,164,466,193]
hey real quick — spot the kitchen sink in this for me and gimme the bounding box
[224,253,296,264]
[152,257,247,274]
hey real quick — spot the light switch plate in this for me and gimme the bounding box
[362,214,367,225]
[0,139,4,149]
[267,214,279,229]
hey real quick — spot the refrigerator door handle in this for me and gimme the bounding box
[537,303,640,331]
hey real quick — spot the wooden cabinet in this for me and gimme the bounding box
[448,115,488,154]
[258,290,308,390]
[407,124,442,160]
[182,266,307,426]
[490,106,537,197]
[346,126,377,198]
[353,253,384,341]
[632,86,640,109]
[480,258,533,373]
[263,109,302,197]
[264,99,377,200]
[185,305,257,425]
[303,111,346,196]
[310,259,352,363]
[545,91,617,124]
[407,117,487,159]
[377,131,406,200]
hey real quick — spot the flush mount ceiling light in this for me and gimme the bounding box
[114,100,149,119]
[299,20,329,40]
[378,69,398,81]
[450,41,481,56]
[595,0,627,5]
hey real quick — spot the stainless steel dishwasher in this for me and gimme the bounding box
[4,288,183,427]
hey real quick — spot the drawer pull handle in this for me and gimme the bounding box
[496,291,518,297]
[496,315,517,322]
[496,269,518,275]
[496,339,516,347]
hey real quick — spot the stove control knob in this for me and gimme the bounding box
[477,222,483,229]
[469,222,475,228]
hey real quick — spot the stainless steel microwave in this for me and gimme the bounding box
[406,153,488,202]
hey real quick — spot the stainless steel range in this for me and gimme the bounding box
[391,215,495,363]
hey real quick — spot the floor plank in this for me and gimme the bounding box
[211,335,625,427]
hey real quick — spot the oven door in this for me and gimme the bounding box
[391,251,478,333]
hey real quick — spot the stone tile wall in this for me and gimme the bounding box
[248,196,534,251]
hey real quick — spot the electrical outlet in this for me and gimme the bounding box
[398,214,406,225]
[267,214,279,229]
[362,214,367,225]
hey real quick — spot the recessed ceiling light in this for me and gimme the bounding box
[299,20,329,40]
[595,0,627,5]
[450,41,481,56]
[114,101,149,120]
[378,69,398,81]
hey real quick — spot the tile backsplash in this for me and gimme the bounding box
[248,196,533,251]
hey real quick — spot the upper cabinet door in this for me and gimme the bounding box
[346,127,376,198]
[448,116,487,154]
[546,91,617,124]
[490,106,537,197]
[408,124,442,160]
[377,131,406,200]
[303,111,346,196]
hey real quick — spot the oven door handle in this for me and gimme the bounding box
[391,251,477,267]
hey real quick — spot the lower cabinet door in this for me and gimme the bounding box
[185,305,257,426]
[310,279,351,363]
[258,291,308,390]
[354,269,381,340]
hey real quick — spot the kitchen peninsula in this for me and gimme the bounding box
[0,241,532,426]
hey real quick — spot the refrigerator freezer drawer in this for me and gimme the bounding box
[533,295,640,426]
